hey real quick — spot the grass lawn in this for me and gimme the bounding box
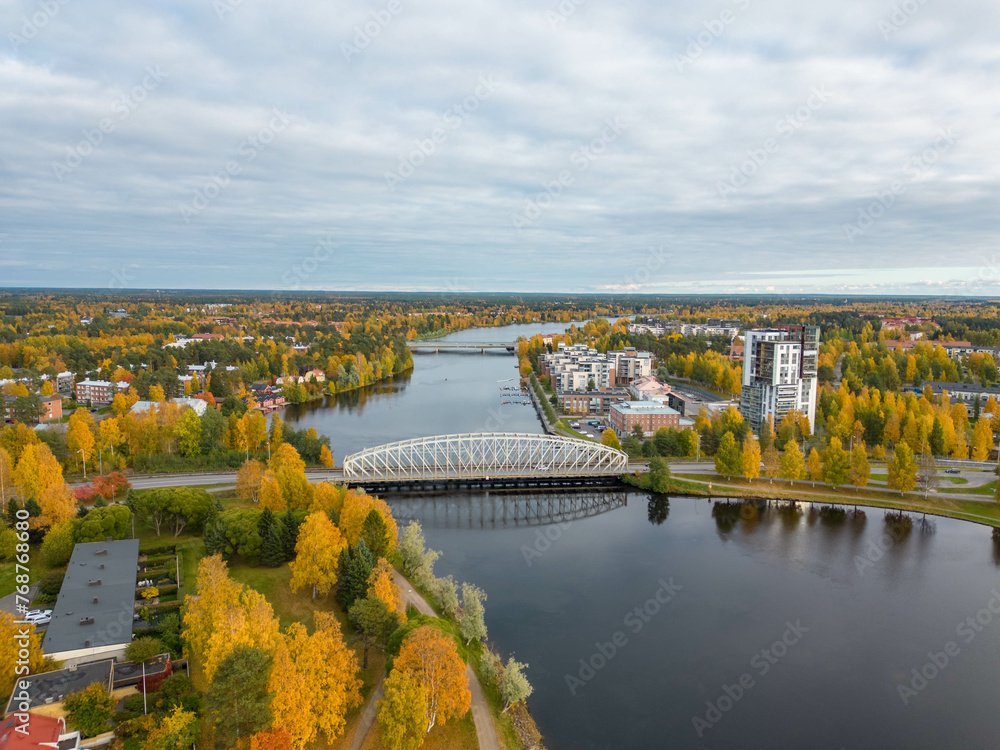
[359,712,478,750]
[557,419,592,441]
[949,481,998,496]
[668,472,1000,526]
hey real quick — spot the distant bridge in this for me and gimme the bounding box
[406,340,516,353]
[343,432,628,491]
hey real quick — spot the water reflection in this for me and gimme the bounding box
[647,495,670,525]
[387,489,628,530]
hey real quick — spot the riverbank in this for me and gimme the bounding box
[623,471,1000,528]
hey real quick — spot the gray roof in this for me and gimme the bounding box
[3,659,113,713]
[42,539,140,656]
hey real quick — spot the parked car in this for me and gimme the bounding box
[570,421,581,429]
[944,468,961,474]
[24,610,52,625]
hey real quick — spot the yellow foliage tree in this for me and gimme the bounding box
[377,670,427,750]
[269,612,362,748]
[310,482,345,515]
[319,444,334,468]
[289,512,346,599]
[1,611,53,698]
[13,443,63,500]
[236,459,265,503]
[258,473,286,511]
[807,448,823,482]
[67,408,96,469]
[268,443,313,509]
[367,558,406,623]
[741,435,761,482]
[395,626,471,733]
[38,483,76,528]
[971,418,992,462]
[182,555,281,682]
[339,492,398,553]
[149,384,166,403]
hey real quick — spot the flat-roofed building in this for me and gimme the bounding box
[74,380,113,405]
[42,540,139,666]
[609,401,691,437]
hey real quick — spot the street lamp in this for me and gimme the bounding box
[78,449,86,480]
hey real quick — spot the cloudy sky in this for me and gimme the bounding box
[1,0,998,294]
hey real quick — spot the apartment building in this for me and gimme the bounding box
[75,379,113,404]
[739,325,819,432]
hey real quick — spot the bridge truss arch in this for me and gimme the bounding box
[343,432,628,482]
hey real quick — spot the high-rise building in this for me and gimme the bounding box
[740,325,819,433]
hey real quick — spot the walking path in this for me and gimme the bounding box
[392,570,501,750]
[348,673,385,750]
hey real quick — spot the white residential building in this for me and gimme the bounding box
[739,326,819,432]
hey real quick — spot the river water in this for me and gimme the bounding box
[283,322,1000,749]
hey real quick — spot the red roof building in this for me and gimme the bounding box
[0,715,80,750]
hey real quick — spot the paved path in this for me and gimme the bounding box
[392,569,501,750]
[348,673,385,750]
[0,583,37,616]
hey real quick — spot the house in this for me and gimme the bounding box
[0,714,81,750]
[628,375,672,402]
[42,540,140,666]
[39,396,62,423]
[609,401,692,437]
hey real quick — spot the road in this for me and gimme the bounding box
[393,570,501,750]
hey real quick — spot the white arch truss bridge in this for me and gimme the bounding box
[343,432,628,482]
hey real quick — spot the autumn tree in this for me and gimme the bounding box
[807,447,823,481]
[601,428,621,451]
[289,511,346,599]
[378,670,427,750]
[182,555,281,681]
[0,446,12,513]
[850,443,870,487]
[249,728,294,750]
[146,706,199,750]
[367,557,406,622]
[258,473,285,511]
[822,437,850,488]
[1,612,51,698]
[648,456,671,493]
[177,408,203,458]
[971,418,993,461]
[887,442,918,493]
[742,435,761,482]
[339,491,398,553]
[714,432,742,480]
[779,440,805,481]
[97,418,123,459]
[207,646,274,749]
[67,408,96,470]
[149,384,166,403]
[236,459,265,503]
[319,444,334,468]
[762,444,780,480]
[269,613,362,747]
[268,443,313,509]
[395,626,471,733]
[14,442,63,500]
[460,582,487,645]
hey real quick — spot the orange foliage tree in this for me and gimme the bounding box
[394,626,470,732]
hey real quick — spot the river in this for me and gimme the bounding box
[283,321,1000,749]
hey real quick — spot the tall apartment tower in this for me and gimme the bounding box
[740,325,820,433]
